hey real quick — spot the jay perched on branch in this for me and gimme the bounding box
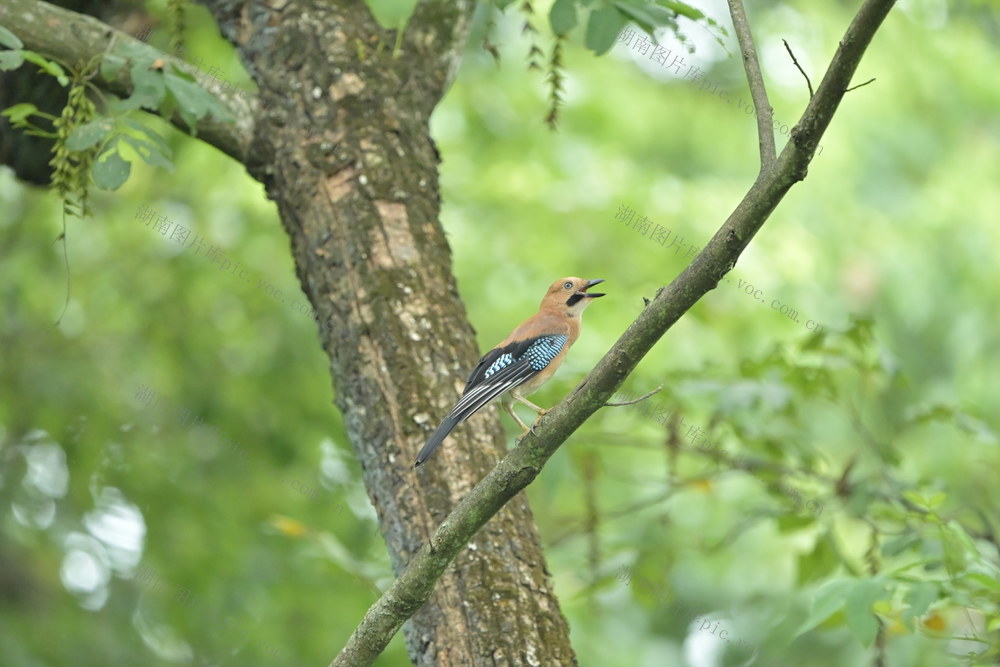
[414,277,605,467]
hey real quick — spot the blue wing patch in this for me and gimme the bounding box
[482,335,566,378]
[524,334,567,371]
[483,353,514,379]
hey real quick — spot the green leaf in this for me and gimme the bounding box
[886,557,940,576]
[158,94,178,126]
[103,98,137,115]
[92,144,131,190]
[162,73,207,132]
[115,40,156,62]
[128,59,167,110]
[122,119,173,156]
[845,316,875,351]
[925,492,946,508]
[550,0,578,36]
[777,513,815,533]
[801,328,827,351]
[902,490,948,511]
[0,50,25,71]
[615,1,676,33]
[947,520,980,559]
[796,532,841,586]
[660,1,705,20]
[163,71,238,133]
[844,578,884,647]
[21,51,68,86]
[66,119,115,151]
[100,53,129,81]
[964,572,1000,594]
[882,533,920,557]
[903,402,955,426]
[1,102,38,123]
[166,62,199,83]
[585,6,628,56]
[954,410,999,443]
[796,578,852,637]
[940,523,971,575]
[0,26,23,49]
[201,93,236,124]
[364,0,420,30]
[901,582,938,628]
[119,134,174,171]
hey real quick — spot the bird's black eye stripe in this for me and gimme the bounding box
[563,281,573,290]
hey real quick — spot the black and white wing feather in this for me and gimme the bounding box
[413,334,567,466]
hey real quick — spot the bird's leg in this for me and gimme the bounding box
[511,391,548,435]
[502,398,533,436]
[512,390,548,416]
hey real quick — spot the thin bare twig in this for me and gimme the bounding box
[782,39,814,98]
[845,77,876,92]
[727,0,776,170]
[605,386,662,407]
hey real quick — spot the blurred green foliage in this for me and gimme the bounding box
[1,0,999,665]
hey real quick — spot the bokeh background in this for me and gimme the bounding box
[1,0,998,665]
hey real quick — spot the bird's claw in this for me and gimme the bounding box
[516,420,542,440]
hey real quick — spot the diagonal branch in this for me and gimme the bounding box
[1,0,254,163]
[331,0,899,664]
[727,0,775,171]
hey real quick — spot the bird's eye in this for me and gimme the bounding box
[563,281,573,290]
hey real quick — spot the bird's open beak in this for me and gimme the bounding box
[578,278,606,298]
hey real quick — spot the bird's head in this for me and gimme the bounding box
[543,277,606,317]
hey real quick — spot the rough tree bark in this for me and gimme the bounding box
[1,0,577,664]
[204,2,579,663]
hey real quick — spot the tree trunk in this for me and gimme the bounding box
[200,1,577,663]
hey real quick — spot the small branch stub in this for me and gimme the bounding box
[845,77,876,92]
[783,39,814,98]
[605,386,663,407]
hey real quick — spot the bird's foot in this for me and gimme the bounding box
[516,418,545,440]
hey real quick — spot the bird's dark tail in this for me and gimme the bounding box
[414,415,461,467]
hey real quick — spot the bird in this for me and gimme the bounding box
[413,277,606,468]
